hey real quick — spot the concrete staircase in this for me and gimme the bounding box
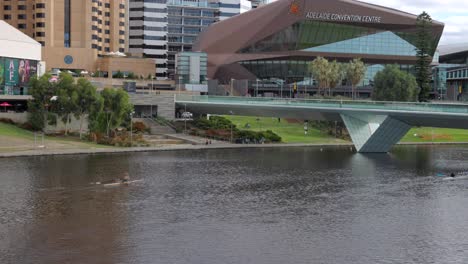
[134,118,175,135]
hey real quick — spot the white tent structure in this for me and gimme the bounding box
[0,20,41,62]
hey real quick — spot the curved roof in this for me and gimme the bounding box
[0,20,41,61]
[193,0,444,80]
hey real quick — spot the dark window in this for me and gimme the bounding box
[119,39,125,44]
[105,38,110,43]
[3,5,11,10]
[64,0,71,47]
[105,29,110,34]
[36,3,45,8]
[36,22,45,27]
[105,3,110,8]
[36,13,45,18]
[105,12,110,17]
[18,14,26,19]
[119,48,124,52]
[119,30,125,35]
[119,13,125,18]
[18,5,26,10]
[39,41,45,46]
[119,22,124,26]
[4,14,11,19]
[105,47,110,52]
[18,24,26,29]
[37,32,45,37]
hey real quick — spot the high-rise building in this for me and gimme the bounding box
[128,0,251,80]
[0,0,154,78]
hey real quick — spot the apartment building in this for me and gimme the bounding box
[1,0,153,78]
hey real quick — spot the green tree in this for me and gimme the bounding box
[372,65,418,102]
[415,12,433,102]
[100,88,133,137]
[308,57,329,95]
[346,58,366,99]
[74,78,101,139]
[327,60,344,96]
[54,73,77,135]
[28,74,58,131]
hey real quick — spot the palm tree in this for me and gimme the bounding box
[308,57,330,96]
[327,60,344,96]
[346,58,366,99]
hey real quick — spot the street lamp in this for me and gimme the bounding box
[279,79,284,98]
[229,110,234,143]
[256,79,259,97]
[230,78,235,96]
[130,111,135,147]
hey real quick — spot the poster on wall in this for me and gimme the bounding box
[18,59,32,86]
[0,58,4,86]
[29,60,37,81]
[4,58,19,86]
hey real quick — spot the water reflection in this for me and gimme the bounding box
[1,146,468,264]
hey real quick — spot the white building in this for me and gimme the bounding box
[0,20,43,96]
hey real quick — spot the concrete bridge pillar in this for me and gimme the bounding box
[340,113,411,153]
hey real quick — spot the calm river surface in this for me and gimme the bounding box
[1,146,468,264]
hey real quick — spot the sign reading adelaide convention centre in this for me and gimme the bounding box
[306,12,382,23]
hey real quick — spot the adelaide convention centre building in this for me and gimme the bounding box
[193,0,444,97]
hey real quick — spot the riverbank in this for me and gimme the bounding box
[1,141,468,158]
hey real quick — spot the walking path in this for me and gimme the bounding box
[0,141,467,158]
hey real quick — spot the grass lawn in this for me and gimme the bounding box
[0,122,112,150]
[224,115,347,144]
[224,115,468,144]
[401,127,468,143]
[0,122,36,139]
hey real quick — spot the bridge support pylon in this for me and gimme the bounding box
[340,113,411,153]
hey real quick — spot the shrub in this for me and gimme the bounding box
[132,121,147,133]
[0,118,15,125]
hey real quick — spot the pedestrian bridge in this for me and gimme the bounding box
[175,95,468,153]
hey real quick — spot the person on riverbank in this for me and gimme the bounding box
[450,172,456,178]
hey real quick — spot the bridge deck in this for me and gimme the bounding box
[175,95,468,115]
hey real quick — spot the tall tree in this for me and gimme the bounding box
[74,78,101,139]
[28,74,58,131]
[327,60,344,96]
[415,12,433,102]
[346,58,366,99]
[308,57,330,95]
[54,73,77,135]
[372,65,418,102]
[100,88,133,137]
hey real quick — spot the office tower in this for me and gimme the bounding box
[128,0,251,80]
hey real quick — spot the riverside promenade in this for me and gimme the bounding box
[1,141,467,158]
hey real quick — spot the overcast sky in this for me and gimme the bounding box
[364,0,468,45]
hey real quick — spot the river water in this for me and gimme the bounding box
[0,146,468,264]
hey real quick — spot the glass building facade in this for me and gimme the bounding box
[237,19,426,86]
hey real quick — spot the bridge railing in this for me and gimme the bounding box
[175,95,468,115]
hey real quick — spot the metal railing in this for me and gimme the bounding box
[175,95,468,115]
